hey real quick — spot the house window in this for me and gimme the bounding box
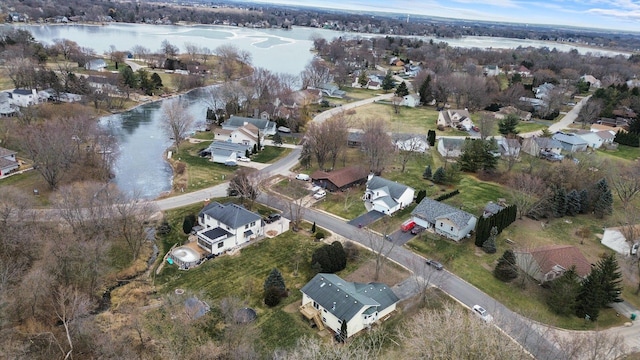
[323,309,327,313]
[245,224,249,229]
[322,317,326,323]
[450,227,453,231]
[217,242,224,248]
[338,319,342,324]
[251,221,255,227]
[313,301,319,309]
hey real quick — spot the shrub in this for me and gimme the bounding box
[315,231,325,240]
[182,214,197,234]
[343,241,360,261]
[174,161,186,175]
[264,287,282,307]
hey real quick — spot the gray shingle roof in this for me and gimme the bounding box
[0,147,17,158]
[199,202,261,229]
[366,176,411,200]
[206,140,251,157]
[553,132,588,145]
[412,197,475,228]
[223,116,276,133]
[300,273,398,322]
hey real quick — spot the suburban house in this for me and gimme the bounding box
[8,89,40,107]
[362,175,415,215]
[483,65,501,76]
[280,88,323,109]
[498,138,521,158]
[534,83,556,101]
[310,166,369,192]
[299,273,399,338]
[401,94,420,107]
[0,92,18,116]
[214,123,263,149]
[317,83,346,98]
[595,130,616,147]
[0,147,19,176]
[437,137,465,158]
[411,197,477,241]
[222,115,277,136]
[85,75,120,94]
[580,74,602,89]
[201,140,252,164]
[437,109,473,130]
[494,106,532,122]
[574,130,606,149]
[84,59,107,71]
[393,133,428,153]
[552,132,588,153]
[517,65,531,77]
[514,245,592,283]
[196,202,263,255]
[347,130,364,148]
[521,136,563,156]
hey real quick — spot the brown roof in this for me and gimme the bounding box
[310,166,369,188]
[528,245,592,278]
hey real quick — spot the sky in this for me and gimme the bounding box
[243,0,640,32]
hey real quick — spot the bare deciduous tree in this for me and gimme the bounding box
[305,116,347,170]
[508,173,548,219]
[229,168,263,210]
[577,98,602,129]
[361,117,394,174]
[300,58,332,89]
[161,100,194,151]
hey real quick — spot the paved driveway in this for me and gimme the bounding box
[348,210,385,227]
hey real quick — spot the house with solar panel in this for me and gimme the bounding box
[195,202,263,255]
[299,273,399,338]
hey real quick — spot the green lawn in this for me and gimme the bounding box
[597,144,640,161]
[313,187,367,220]
[251,146,291,163]
[516,121,549,134]
[173,141,235,192]
[0,170,52,207]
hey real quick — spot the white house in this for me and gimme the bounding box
[299,273,399,338]
[196,202,263,255]
[437,137,465,158]
[202,140,252,164]
[575,130,604,149]
[214,123,263,149]
[393,133,428,153]
[437,109,473,130]
[401,94,420,107]
[0,92,18,116]
[521,136,563,156]
[362,175,414,215]
[222,115,277,136]
[580,75,601,89]
[484,65,501,76]
[411,197,477,241]
[497,138,521,158]
[0,147,19,176]
[8,89,39,107]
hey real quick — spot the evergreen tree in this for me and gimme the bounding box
[552,187,568,218]
[120,66,137,88]
[416,189,427,204]
[593,178,613,218]
[272,131,283,146]
[596,253,623,306]
[245,149,251,158]
[482,226,498,254]
[151,72,163,89]
[579,189,590,214]
[264,286,282,307]
[311,222,316,233]
[432,166,446,184]
[566,189,581,216]
[427,129,436,146]
[546,267,580,316]
[498,114,520,136]
[395,81,409,97]
[252,144,258,154]
[575,268,604,321]
[182,214,196,234]
[330,241,347,271]
[358,71,368,87]
[263,268,286,293]
[493,249,518,282]
[458,139,497,173]
[423,165,432,180]
[419,74,432,104]
[475,216,487,247]
[382,72,395,91]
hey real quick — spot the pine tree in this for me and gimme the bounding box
[330,241,347,272]
[182,214,196,234]
[382,72,395,91]
[423,165,432,179]
[546,267,580,316]
[311,222,316,233]
[427,129,436,147]
[263,268,286,293]
[498,114,520,135]
[493,249,518,281]
[272,131,283,146]
[358,71,368,87]
[552,187,568,218]
[579,189,590,214]
[566,189,581,216]
[482,226,498,254]
[419,74,432,104]
[596,253,623,306]
[338,319,348,342]
[264,286,282,307]
[416,189,427,204]
[575,268,604,321]
[593,178,613,218]
[432,167,446,184]
[395,81,409,97]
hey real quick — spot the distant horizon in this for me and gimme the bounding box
[236,0,640,33]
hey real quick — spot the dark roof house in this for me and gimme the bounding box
[310,166,369,192]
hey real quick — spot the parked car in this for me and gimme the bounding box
[313,190,326,199]
[295,173,310,181]
[425,259,443,270]
[224,160,237,166]
[401,220,416,232]
[263,213,281,224]
[472,305,493,323]
[237,156,250,162]
[278,126,291,133]
[311,185,322,193]
[472,126,480,132]
[411,225,426,235]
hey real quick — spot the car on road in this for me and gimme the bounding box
[425,259,443,270]
[384,234,393,242]
[237,156,250,162]
[295,173,310,181]
[313,190,326,199]
[472,305,493,323]
[411,225,425,235]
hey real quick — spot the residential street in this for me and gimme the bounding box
[520,95,592,137]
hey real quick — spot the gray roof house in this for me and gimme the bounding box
[300,273,399,338]
[521,136,563,156]
[0,146,19,177]
[222,115,277,136]
[362,175,415,215]
[202,140,252,164]
[196,202,263,255]
[317,83,346,98]
[85,58,107,71]
[437,137,465,158]
[552,132,588,153]
[411,197,477,241]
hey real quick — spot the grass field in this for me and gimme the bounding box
[251,146,291,163]
[597,144,640,161]
[171,140,235,192]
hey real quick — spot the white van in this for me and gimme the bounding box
[295,174,310,181]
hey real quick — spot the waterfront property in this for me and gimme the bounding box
[195,201,263,255]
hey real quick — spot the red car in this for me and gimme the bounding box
[401,220,416,232]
